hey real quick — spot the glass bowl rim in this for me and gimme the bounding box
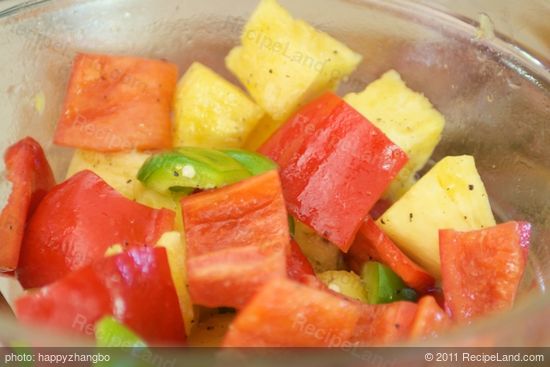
[0,0,548,347]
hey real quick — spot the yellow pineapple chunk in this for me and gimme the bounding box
[377,156,495,278]
[226,0,361,121]
[156,231,194,334]
[173,62,264,149]
[188,310,235,347]
[243,114,285,151]
[345,70,445,200]
[318,271,368,303]
[294,220,344,273]
[66,150,182,230]
[66,150,149,199]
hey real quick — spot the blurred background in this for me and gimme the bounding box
[423,0,549,62]
[0,0,547,62]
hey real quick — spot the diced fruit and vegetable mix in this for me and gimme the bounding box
[0,0,532,347]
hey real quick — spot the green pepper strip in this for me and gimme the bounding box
[137,147,251,193]
[361,261,418,304]
[137,147,277,194]
[95,316,147,348]
[221,149,278,176]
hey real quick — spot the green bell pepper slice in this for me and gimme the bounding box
[137,147,251,193]
[361,261,418,304]
[95,317,155,367]
[221,149,278,175]
[95,316,147,348]
[288,215,296,237]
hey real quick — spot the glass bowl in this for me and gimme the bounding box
[0,0,549,348]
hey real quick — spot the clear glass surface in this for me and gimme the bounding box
[0,0,548,348]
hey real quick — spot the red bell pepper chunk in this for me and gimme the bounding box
[16,247,186,345]
[182,170,289,308]
[426,287,446,310]
[350,301,418,346]
[54,53,178,152]
[16,170,174,289]
[0,138,55,271]
[409,295,451,340]
[182,170,289,258]
[439,221,531,323]
[260,92,408,252]
[188,246,286,309]
[287,239,315,283]
[347,217,435,292]
[223,278,360,347]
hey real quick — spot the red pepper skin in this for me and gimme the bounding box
[182,170,289,308]
[182,170,288,258]
[409,295,451,340]
[350,301,418,346]
[347,217,435,292]
[260,92,408,252]
[54,53,178,152]
[15,247,186,346]
[0,137,55,271]
[223,278,360,347]
[187,246,286,309]
[286,239,315,283]
[16,170,174,289]
[439,221,531,323]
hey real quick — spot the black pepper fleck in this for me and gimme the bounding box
[395,323,400,329]
[206,326,214,331]
[468,184,474,191]
[269,69,273,74]
[126,179,132,184]
[173,171,180,177]
[409,213,413,222]
[380,219,386,225]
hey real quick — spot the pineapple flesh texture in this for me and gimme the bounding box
[318,270,368,303]
[294,220,344,273]
[243,114,284,151]
[156,231,195,335]
[345,70,445,201]
[376,156,496,279]
[226,0,361,122]
[66,150,183,230]
[173,62,264,149]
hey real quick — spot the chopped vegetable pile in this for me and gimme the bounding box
[0,0,532,347]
